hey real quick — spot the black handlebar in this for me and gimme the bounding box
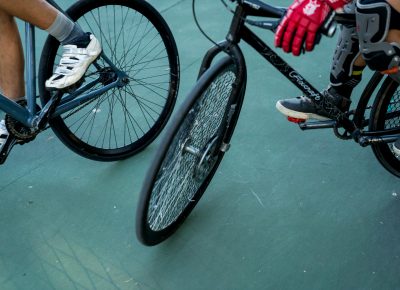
[232,0,286,18]
[228,0,355,38]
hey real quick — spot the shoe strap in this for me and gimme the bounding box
[63,46,89,55]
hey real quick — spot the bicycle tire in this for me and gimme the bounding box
[369,77,400,177]
[38,0,179,161]
[136,56,245,246]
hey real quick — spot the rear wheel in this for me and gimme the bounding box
[39,0,179,161]
[136,56,245,246]
[369,77,400,177]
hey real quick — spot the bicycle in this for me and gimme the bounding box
[136,0,400,246]
[0,0,179,164]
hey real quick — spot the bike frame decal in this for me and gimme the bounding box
[240,25,345,121]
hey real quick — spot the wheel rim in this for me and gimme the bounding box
[146,65,237,231]
[383,85,400,159]
[50,3,176,154]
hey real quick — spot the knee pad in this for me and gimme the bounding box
[330,24,360,85]
[330,2,361,85]
[356,0,400,72]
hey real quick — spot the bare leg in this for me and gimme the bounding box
[0,11,24,101]
[387,0,400,15]
[0,0,57,30]
[387,29,400,45]
[0,1,58,101]
[0,0,98,161]
[354,54,366,67]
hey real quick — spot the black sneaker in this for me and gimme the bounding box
[393,139,400,156]
[276,88,351,121]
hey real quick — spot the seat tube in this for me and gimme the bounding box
[25,22,37,115]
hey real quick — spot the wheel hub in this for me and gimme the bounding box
[182,136,220,182]
[99,67,119,86]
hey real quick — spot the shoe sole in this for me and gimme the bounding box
[275,101,331,121]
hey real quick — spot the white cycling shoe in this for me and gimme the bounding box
[0,120,9,150]
[0,119,17,164]
[45,34,102,90]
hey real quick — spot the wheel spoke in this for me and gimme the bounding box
[146,65,237,231]
[43,1,178,159]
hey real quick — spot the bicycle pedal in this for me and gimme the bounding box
[298,120,336,130]
[0,137,17,165]
[287,116,306,124]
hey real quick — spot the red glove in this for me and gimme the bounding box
[274,0,331,56]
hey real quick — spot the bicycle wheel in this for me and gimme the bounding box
[38,0,179,161]
[136,56,245,246]
[369,77,400,177]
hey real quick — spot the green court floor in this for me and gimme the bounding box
[1,0,400,289]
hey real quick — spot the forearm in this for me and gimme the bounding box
[387,0,400,12]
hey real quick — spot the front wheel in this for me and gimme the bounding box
[369,77,400,177]
[39,0,179,161]
[136,56,245,246]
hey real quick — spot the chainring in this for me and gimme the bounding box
[4,100,41,143]
[5,114,38,143]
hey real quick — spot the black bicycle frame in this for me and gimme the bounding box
[199,0,400,145]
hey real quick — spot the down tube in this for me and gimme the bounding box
[241,26,345,121]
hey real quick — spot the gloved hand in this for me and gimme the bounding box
[274,0,331,56]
